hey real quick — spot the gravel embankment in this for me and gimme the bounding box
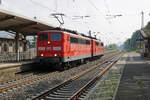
[0,55,109,100]
[83,54,127,100]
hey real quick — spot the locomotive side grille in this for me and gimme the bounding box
[53,47,61,50]
[38,47,45,50]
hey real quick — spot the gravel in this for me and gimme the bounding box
[0,55,110,100]
[82,54,127,100]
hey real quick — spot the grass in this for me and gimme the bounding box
[85,66,123,100]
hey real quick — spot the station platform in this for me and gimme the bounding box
[0,61,34,70]
[0,60,35,80]
[115,52,150,100]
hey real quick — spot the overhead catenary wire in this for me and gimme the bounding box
[87,0,102,14]
[55,0,58,11]
[103,0,110,13]
[28,0,110,35]
[30,0,57,12]
[87,0,111,25]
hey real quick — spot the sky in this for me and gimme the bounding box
[0,0,150,45]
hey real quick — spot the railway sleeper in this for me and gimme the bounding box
[45,96,68,100]
[47,93,71,98]
[52,92,74,97]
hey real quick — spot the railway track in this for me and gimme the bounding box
[0,71,59,93]
[32,52,123,100]
[0,52,122,96]
[0,73,34,85]
[0,62,36,81]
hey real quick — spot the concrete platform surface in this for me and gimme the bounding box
[0,61,34,69]
[115,52,150,100]
[0,61,35,80]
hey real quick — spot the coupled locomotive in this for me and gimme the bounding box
[37,29,104,67]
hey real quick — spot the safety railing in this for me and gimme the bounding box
[0,51,36,63]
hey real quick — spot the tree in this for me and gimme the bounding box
[123,20,150,51]
[108,44,117,50]
[123,30,141,50]
[144,21,150,30]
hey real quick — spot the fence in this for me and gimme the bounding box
[0,51,37,63]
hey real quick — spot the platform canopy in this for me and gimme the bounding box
[140,30,150,39]
[0,9,55,35]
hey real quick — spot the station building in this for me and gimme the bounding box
[0,36,24,53]
[140,30,150,57]
[0,31,36,62]
[0,8,54,62]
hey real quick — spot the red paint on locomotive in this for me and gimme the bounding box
[37,30,104,63]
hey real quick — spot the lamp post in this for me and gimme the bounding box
[141,11,144,29]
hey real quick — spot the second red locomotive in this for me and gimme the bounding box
[37,28,104,68]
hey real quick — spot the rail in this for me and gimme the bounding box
[32,52,123,100]
[70,54,122,100]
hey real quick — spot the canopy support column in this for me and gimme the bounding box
[23,35,27,52]
[15,32,19,61]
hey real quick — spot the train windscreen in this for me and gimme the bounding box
[39,33,48,41]
[51,33,62,41]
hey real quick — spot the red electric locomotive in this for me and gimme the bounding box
[37,28,104,67]
[92,39,104,56]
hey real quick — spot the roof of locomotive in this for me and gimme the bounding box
[39,28,103,42]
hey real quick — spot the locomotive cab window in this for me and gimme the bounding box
[39,33,48,41]
[96,42,99,46]
[51,33,62,41]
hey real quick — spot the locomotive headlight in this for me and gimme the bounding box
[41,54,43,57]
[48,41,50,44]
[54,54,57,57]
